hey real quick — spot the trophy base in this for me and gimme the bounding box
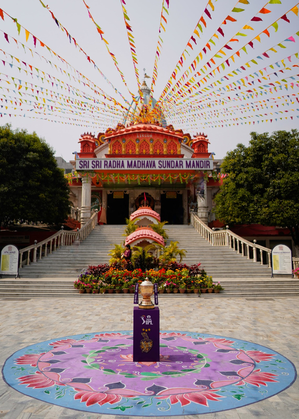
[138,302,155,309]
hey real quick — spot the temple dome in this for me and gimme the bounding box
[123,78,167,127]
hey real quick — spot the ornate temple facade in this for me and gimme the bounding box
[67,79,221,226]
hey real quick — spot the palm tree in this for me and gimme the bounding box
[123,218,139,237]
[158,241,186,265]
[150,221,169,241]
[108,244,124,265]
[131,245,157,271]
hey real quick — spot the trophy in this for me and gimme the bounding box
[138,278,155,309]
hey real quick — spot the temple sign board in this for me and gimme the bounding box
[76,158,212,171]
[1,244,19,277]
[271,244,292,276]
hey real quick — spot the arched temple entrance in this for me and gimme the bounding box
[161,192,183,224]
[107,192,129,224]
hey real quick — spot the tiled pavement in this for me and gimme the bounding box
[0,295,298,419]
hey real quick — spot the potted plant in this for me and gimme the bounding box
[179,281,186,293]
[293,267,299,278]
[78,281,86,294]
[213,282,224,293]
[92,283,99,294]
[206,276,214,293]
[85,283,92,293]
[107,284,115,294]
[122,282,130,293]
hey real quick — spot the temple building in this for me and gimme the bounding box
[66,77,221,226]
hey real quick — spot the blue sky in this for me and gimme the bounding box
[0,0,298,160]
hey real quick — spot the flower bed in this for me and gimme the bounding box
[74,262,224,294]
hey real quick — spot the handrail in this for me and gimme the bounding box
[19,211,98,269]
[190,212,272,268]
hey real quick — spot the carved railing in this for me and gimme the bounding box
[293,258,299,270]
[19,211,98,269]
[190,212,272,268]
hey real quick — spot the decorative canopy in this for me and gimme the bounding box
[130,206,161,223]
[125,227,165,247]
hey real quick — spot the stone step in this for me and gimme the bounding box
[18,224,273,279]
[1,279,298,299]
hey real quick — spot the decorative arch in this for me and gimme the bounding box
[167,140,177,155]
[135,193,155,210]
[125,140,136,154]
[140,140,150,155]
[111,140,122,154]
[153,141,163,155]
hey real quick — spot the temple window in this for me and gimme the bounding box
[83,143,90,152]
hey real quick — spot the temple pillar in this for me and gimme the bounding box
[197,179,209,224]
[81,176,91,225]
[182,190,188,224]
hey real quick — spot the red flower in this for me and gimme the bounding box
[235,369,278,387]
[15,353,43,367]
[245,350,275,363]
[74,390,121,406]
[157,389,222,407]
[18,371,58,388]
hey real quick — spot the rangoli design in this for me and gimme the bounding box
[2,331,296,416]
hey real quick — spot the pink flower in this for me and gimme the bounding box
[205,338,234,346]
[245,350,275,363]
[157,389,222,407]
[74,390,122,406]
[15,353,43,367]
[49,338,78,348]
[18,371,58,388]
[235,369,278,387]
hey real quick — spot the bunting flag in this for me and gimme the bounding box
[119,0,141,96]
[0,49,127,114]
[161,45,299,114]
[31,3,132,107]
[159,0,250,102]
[159,1,299,106]
[150,0,170,94]
[81,0,137,105]
[0,1,298,136]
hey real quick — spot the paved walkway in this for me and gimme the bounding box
[0,295,298,418]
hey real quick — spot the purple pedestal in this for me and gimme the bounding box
[133,306,160,362]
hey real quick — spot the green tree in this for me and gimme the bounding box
[0,124,71,226]
[214,130,299,254]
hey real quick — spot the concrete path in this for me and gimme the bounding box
[0,296,298,418]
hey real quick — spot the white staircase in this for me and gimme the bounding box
[1,224,298,299]
[17,224,272,279]
[18,225,125,278]
[165,225,271,278]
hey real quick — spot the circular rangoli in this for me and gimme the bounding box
[2,331,296,416]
